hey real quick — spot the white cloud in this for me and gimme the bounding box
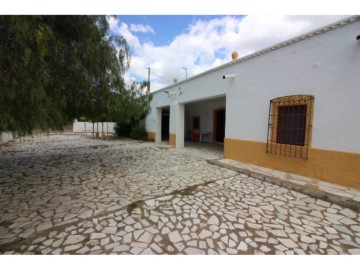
[108,15,348,92]
[129,24,155,34]
[107,16,118,31]
[108,17,142,50]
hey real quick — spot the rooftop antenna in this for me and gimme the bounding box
[182,67,187,79]
[147,67,150,94]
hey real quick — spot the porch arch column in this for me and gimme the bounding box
[176,103,185,148]
[155,108,162,143]
[169,101,184,148]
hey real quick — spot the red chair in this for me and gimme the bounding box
[192,130,200,142]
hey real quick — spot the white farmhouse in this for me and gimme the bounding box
[145,16,360,189]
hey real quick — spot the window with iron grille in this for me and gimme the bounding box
[266,95,314,159]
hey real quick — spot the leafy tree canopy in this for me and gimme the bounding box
[0,15,149,136]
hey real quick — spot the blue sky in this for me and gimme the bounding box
[117,16,239,46]
[109,15,348,92]
[0,1,353,93]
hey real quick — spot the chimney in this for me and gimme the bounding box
[231,51,238,61]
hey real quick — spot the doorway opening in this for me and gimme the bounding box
[161,107,170,141]
[213,108,226,143]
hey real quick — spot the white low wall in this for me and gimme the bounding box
[0,132,14,145]
[73,120,116,134]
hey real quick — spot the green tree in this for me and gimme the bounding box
[0,15,130,136]
[113,80,152,138]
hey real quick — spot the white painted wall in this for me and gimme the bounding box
[146,92,169,134]
[176,103,185,147]
[146,68,231,138]
[155,108,162,143]
[145,65,231,134]
[225,20,360,152]
[169,101,177,135]
[0,132,14,145]
[146,18,360,153]
[73,120,116,133]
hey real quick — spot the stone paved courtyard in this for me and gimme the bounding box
[0,134,359,254]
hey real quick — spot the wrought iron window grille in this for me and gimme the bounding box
[266,95,314,159]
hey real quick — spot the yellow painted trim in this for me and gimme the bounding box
[224,138,360,189]
[169,134,176,147]
[147,132,156,141]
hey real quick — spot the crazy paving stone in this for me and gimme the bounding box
[150,243,163,253]
[184,247,206,255]
[208,215,220,226]
[36,222,52,232]
[64,235,86,245]
[113,245,130,253]
[130,247,145,255]
[77,246,90,254]
[64,243,82,252]
[90,233,107,240]
[300,235,316,244]
[33,236,46,244]
[348,249,360,255]
[138,231,153,244]
[237,241,248,251]
[79,210,93,219]
[333,225,353,235]
[278,238,298,249]
[102,226,117,234]
[175,243,185,252]
[199,229,212,239]
[169,231,182,243]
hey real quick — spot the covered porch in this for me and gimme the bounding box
[184,96,226,145]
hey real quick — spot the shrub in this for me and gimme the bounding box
[130,125,148,141]
[114,122,133,137]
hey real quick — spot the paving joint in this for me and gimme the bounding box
[1,134,360,254]
[0,177,221,253]
[207,159,360,212]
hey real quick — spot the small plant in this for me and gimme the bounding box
[114,121,133,137]
[172,185,198,196]
[127,201,144,215]
[130,125,148,141]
